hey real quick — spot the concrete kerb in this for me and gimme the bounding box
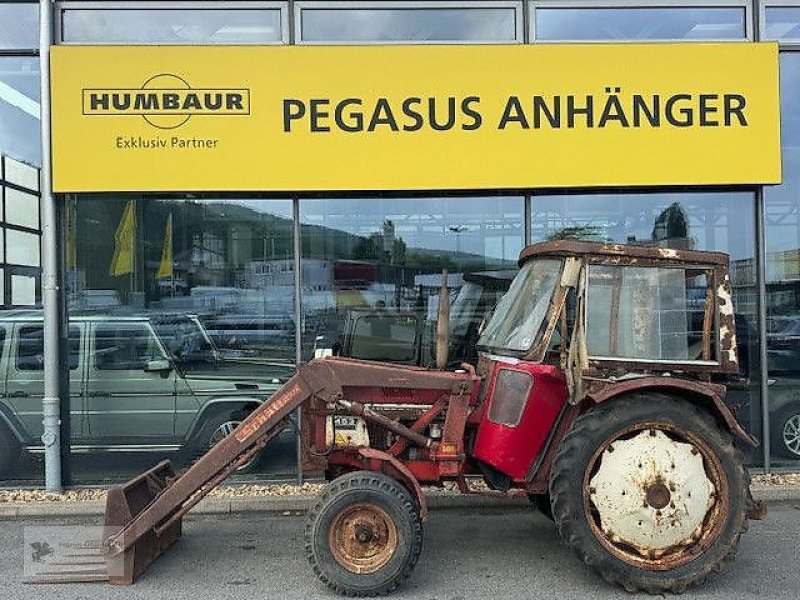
[0,483,796,520]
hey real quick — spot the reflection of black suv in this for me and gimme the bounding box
[0,312,291,476]
[331,271,515,367]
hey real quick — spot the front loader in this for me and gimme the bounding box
[36,241,765,595]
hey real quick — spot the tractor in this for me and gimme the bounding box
[43,241,764,595]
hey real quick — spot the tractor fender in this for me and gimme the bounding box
[357,447,429,521]
[586,377,757,447]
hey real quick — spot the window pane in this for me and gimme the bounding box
[301,8,517,42]
[765,52,800,467]
[62,9,283,44]
[0,57,41,168]
[10,273,36,306]
[6,228,39,266]
[765,7,800,41]
[0,3,38,49]
[3,156,39,191]
[531,190,761,464]
[587,266,711,361]
[94,323,160,370]
[534,7,746,41]
[16,325,79,370]
[68,195,297,484]
[300,196,523,367]
[5,187,39,230]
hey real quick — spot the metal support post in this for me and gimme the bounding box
[39,0,64,492]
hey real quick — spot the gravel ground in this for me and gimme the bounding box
[0,473,797,504]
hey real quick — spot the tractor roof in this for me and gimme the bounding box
[518,240,730,268]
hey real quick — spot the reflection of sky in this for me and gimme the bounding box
[62,9,282,43]
[532,192,755,262]
[0,4,38,49]
[765,53,800,259]
[222,199,294,220]
[0,57,41,167]
[301,196,524,263]
[765,8,800,40]
[301,8,516,42]
[534,7,745,41]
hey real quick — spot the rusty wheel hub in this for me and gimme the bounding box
[329,503,398,575]
[587,427,724,568]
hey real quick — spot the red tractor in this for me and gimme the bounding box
[54,241,764,595]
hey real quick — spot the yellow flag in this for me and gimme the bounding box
[157,213,173,280]
[109,200,135,276]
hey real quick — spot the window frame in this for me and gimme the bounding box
[294,0,525,45]
[584,262,721,367]
[55,1,290,45]
[528,0,753,43]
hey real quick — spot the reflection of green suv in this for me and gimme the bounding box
[0,312,289,475]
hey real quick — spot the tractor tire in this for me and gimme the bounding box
[771,402,800,460]
[549,394,749,594]
[305,470,423,597]
[527,493,554,521]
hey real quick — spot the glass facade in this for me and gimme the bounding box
[61,7,285,44]
[299,5,519,43]
[765,49,800,466]
[532,6,747,41]
[299,196,523,365]
[2,0,799,485]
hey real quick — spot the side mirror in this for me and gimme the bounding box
[144,358,172,373]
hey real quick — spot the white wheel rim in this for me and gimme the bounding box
[589,429,715,558]
[783,414,800,457]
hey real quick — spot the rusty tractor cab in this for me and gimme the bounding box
[43,241,762,595]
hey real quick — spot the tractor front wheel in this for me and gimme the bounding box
[549,394,749,594]
[305,470,423,596]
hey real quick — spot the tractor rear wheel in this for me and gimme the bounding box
[305,470,423,596]
[549,394,749,594]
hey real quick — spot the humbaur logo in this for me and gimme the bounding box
[82,73,250,130]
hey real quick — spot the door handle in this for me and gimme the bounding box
[86,391,109,397]
[7,391,29,398]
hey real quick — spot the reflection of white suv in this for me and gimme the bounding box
[0,312,291,475]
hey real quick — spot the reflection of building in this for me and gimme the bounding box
[0,155,41,307]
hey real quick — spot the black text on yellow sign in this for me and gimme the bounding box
[50,43,781,193]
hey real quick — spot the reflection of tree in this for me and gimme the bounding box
[652,202,689,242]
[353,220,408,266]
[546,225,603,241]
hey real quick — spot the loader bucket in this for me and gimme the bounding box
[104,460,182,585]
[22,459,180,585]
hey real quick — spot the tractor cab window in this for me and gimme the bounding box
[586,265,715,362]
[478,259,562,354]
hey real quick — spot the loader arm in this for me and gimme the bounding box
[99,357,474,585]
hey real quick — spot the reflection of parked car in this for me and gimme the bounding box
[765,377,800,460]
[201,313,295,355]
[333,271,515,367]
[767,316,800,373]
[0,312,289,476]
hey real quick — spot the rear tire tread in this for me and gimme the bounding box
[549,394,750,595]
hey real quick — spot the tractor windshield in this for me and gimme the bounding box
[477,258,562,355]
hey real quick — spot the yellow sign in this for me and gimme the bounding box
[50,43,781,193]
